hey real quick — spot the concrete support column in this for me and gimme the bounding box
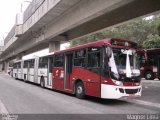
[4,61,9,73]
[0,63,3,72]
[49,41,60,53]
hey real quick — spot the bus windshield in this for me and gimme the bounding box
[112,48,139,69]
[107,47,140,81]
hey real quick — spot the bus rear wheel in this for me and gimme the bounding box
[75,82,85,99]
[24,74,27,82]
[145,71,154,80]
[40,77,45,88]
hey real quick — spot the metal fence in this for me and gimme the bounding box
[23,0,45,23]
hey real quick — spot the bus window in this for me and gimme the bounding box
[29,59,35,68]
[87,47,101,68]
[74,49,86,67]
[49,56,54,72]
[147,53,157,66]
[139,54,145,64]
[75,49,86,58]
[54,54,64,67]
[23,61,28,68]
[39,57,48,68]
[17,62,21,69]
[13,63,17,69]
[88,52,100,68]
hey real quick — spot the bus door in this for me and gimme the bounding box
[48,56,53,87]
[53,54,64,90]
[64,53,73,90]
[86,47,101,97]
[27,62,30,81]
[34,57,39,83]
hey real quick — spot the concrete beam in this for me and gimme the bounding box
[0,63,3,72]
[4,61,9,73]
[66,0,160,40]
[49,41,60,53]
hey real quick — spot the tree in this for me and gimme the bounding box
[70,16,160,49]
[143,35,160,48]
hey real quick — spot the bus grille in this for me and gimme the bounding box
[125,89,138,94]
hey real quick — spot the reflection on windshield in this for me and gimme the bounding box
[114,53,133,69]
[107,47,140,80]
[108,49,119,79]
[112,48,139,70]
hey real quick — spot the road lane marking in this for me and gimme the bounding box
[0,99,9,114]
[126,99,160,109]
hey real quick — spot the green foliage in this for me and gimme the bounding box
[143,35,160,48]
[70,16,160,49]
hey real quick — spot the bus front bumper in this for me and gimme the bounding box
[101,84,142,99]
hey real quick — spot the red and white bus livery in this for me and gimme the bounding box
[138,48,160,80]
[13,38,142,99]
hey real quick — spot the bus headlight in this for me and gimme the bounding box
[113,80,123,86]
[140,67,144,70]
[153,67,157,72]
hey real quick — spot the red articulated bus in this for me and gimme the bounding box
[13,38,142,99]
[138,48,160,80]
[52,38,142,99]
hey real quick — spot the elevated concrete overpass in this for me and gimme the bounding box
[0,0,160,64]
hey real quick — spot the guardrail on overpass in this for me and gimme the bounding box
[1,0,160,62]
[4,0,61,48]
[2,0,80,60]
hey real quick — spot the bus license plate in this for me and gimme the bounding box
[129,94,135,97]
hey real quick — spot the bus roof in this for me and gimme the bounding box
[14,60,23,63]
[54,38,136,54]
[39,52,54,58]
[146,48,160,52]
[139,48,160,53]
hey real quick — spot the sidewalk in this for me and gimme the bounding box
[137,80,160,104]
[0,99,8,114]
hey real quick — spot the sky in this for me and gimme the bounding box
[0,0,31,46]
[0,0,70,59]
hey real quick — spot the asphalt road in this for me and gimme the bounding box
[0,73,160,119]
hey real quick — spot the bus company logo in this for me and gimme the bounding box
[56,70,59,76]
[56,70,59,74]
[127,114,159,120]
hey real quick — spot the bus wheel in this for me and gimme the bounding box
[40,77,45,88]
[75,82,85,99]
[145,71,154,80]
[24,74,27,82]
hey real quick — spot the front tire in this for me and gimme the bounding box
[145,71,154,80]
[75,82,85,99]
